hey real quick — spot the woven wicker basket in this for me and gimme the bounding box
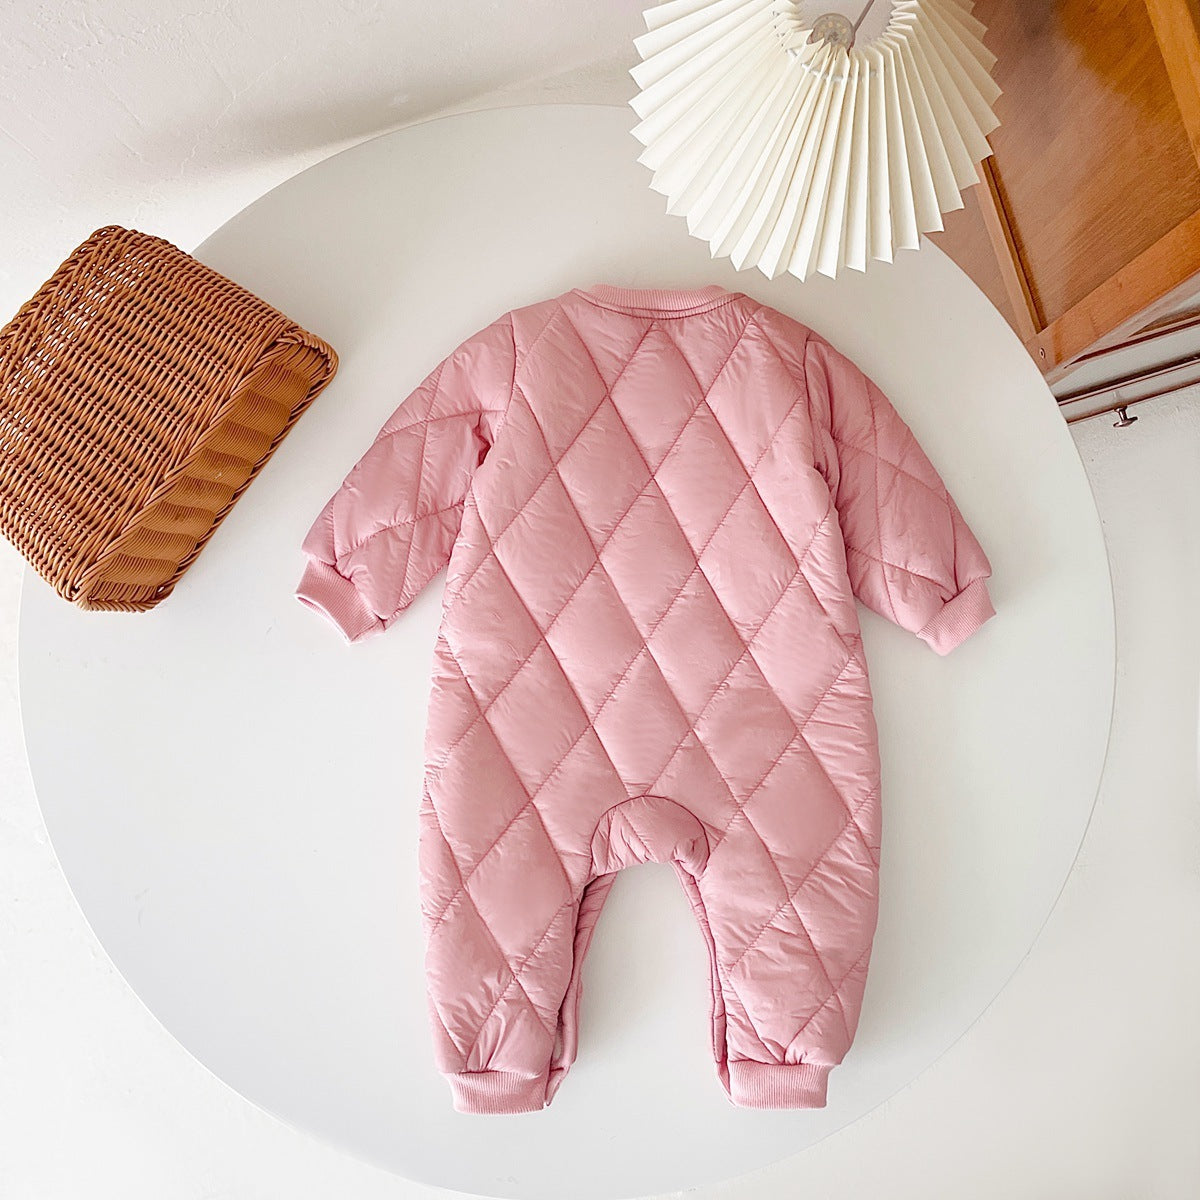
[0,226,337,610]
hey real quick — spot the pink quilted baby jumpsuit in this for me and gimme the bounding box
[297,285,994,1114]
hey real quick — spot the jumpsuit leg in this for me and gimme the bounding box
[419,658,625,1114]
[659,713,881,1107]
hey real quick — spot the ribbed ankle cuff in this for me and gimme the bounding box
[447,1068,550,1115]
[727,1061,831,1108]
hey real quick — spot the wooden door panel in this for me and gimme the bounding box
[930,0,1200,381]
[980,0,1200,328]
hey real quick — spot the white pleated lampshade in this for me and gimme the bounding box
[630,0,1001,280]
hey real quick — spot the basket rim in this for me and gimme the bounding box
[71,330,338,606]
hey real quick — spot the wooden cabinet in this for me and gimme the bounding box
[931,0,1200,387]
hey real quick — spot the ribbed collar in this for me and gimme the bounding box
[572,284,739,316]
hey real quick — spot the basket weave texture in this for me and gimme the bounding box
[0,226,337,610]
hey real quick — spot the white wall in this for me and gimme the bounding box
[2,6,1199,1196]
[0,1,641,315]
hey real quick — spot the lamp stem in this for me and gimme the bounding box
[852,0,884,35]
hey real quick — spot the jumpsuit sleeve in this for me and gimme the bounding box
[296,314,516,643]
[804,333,994,655]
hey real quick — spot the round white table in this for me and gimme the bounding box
[20,105,1114,1199]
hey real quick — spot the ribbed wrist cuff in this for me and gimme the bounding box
[919,578,995,655]
[295,558,381,643]
[447,1069,550,1115]
[727,1061,831,1108]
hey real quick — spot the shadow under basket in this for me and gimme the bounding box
[0,225,338,610]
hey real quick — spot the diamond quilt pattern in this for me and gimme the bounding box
[297,285,994,1112]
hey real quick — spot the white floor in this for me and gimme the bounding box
[2,376,1199,1195]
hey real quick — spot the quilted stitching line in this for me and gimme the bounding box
[757,315,890,682]
[652,303,755,398]
[557,498,761,812]
[866,374,900,623]
[696,704,848,1024]
[424,800,558,1036]
[425,625,561,788]
[441,671,604,889]
[649,505,836,791]
[432,409,574,612]
[518,300,655,393]
[783,943,872,1052]
[535,437,657,630]
[583,370,790,631]
[448,318,659,605]
[713,973,780,1062]
[377,408,505,441]
[457,448,556,589]
[749,314,812,401]
[754,316,900,642]
[393,418,431,605]
[430,555,615,785]
[478,318,676,640]
[707,652,853,845]
[426,648,626,1063]
[599,570,804,932]
[527,545,710,791]
[788,659,878,844]
[428,985,471,1060]
[432,642,579,900]
[551,310,797,607]
[529,366,790,875]
[654,313,811,550]
[648,559,803,796]
[769,708,877,1044]
[344,502,460,557]
[702,395,802,553]
[713,732,806,844]
[381,356,446,437]
[845,545,953,591]
[782,649,877,854]
[432,604,686,949]
[675,386,807,582]
[381,313,514,434]
[693,650,871,1050]
[569,308,661,393]
[428,453,611,752]
[473,542,639,786]
[790,552,861,661]
[647,640,748,792]
[424,746,585,935]
[553,305,737,471]
[721,784,880,976]
[836,438,948,503]
[429,403,676,784]
[733,800,849,1045]
[515,302,571,373]
[676,358,809,558]
[459,895,577,1069]
[533,318,660,423]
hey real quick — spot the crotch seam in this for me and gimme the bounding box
[588,793,713,877]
